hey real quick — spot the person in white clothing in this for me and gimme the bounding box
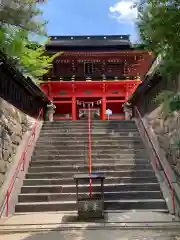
[105,109,112,120]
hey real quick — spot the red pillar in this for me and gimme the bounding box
[101,97,106,120]
[47,84,53,101]
[72,97,76,120]
[125,85,129,101]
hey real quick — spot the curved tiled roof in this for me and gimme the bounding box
[45,35,131,51]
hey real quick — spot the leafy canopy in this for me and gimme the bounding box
[0,0,47,35]
[0,0,58,80]
[136,0,180,115]
[137,0,180,79]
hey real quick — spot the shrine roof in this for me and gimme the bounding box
[45,35,132,51]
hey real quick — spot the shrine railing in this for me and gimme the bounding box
[88,106,93,198]
[0,108,44,217]
[134,106,176,214]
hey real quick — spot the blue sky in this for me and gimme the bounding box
[39,0,138,42]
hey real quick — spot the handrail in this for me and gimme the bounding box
[1,108,44,217]
[134,106,175,214]
[88,106,92,198]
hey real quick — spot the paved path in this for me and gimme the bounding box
[1,229,180,240]
[0,211,180,240]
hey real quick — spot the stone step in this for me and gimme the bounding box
[34,147,145,151]
[43,124,136,127]
[34,144,144,150]
[39,131,139,136]
[26,170,156,179]
[42,122,136,127]
[33,149,147,155]
[38,135,141,140]
[30,158,149,166]
[27,163,152,173]
[31,154,147,161]
[41,124,137,128]
[38,134,141,140]
[42,120,136,124]
[43,120,134,124]
[15,199,167,212]
[40,127,138,132]
[18,190,164,202]
[16,118,168,215]
[41,128,138,132]
[20,183,162,194]
[36,137,143,146]
[23,176,158,186]
[42,121,136,125]
[36,137,142,142]
[36,139,142,144]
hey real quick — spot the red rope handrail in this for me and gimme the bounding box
[2,108,44,217]
[88,106,92,198]
[134,106,176,214]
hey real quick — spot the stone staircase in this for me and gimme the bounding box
[15,120,168,213]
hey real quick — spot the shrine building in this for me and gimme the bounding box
[39,35,153,120]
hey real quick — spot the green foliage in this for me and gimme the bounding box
[0,0,47,35]
[137,0,180,79]
[19,41,59,78]
[154,90,174,117]
[0,1,58,80]
[132,43,146,50]
[136,0,180,114]
[154,91,180,117]
[0,26,26,61]
[169,93,180,112]
[154,91,174,105]
[175,139,180,149]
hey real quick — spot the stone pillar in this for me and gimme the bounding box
[72,97,76,120]
[46,102,56,122]
[123,102,132,120]
[101,97,106,120]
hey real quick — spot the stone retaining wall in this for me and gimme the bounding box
[145,105,180,181]
[0,98,31,187]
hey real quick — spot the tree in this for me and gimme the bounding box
[137,0,180,78]
[136,0,180,115]
[19,40,59,79]
[0,0,58,80]
[0,0,47,35]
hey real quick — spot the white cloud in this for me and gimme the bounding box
[109,1,138,23]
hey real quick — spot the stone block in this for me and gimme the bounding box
[11,133,21,145]
[0,173,4,186]
[147,107,180,180]
[0,161,8,174]
[2,149,10,162]
[0,97,29,187]
[77,199,104,219]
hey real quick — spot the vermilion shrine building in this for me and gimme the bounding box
[39,35,153,120]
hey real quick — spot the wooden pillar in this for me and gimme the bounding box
[101,97,106,120]
[125,84,129,101]
[72,97,76,120]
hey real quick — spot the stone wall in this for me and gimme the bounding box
[145,105,180,181]
[0,97,30,187]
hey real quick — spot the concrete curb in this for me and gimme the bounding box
[1,222,180,234]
